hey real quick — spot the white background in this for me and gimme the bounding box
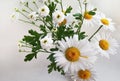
[0,0,120,81]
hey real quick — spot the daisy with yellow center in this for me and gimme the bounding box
[58,14,74,26]
[53,10,65,24]
[38,5,50,17]
[98,13,115,31]
[28,12,38,21]
[91,32,119,58]
[40,34,54,51]
[54,35,97,73]
[71,68,96,81]
[84,12,93,20]
[82,5,99,28]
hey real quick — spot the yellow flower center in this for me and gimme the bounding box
[65,47,80,62]
[59,19,67,26]
[30,15,33,19]
[84,12,93,20]
[78,69,91,80]
[99,40,109,50]
[43,40,47,44]
[41,9,45,12]
[57,14,61,18]
[101,18,109,25]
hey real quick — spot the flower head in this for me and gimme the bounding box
[53,10,65,24]
[38,5,50,17]
[82,5,99,28]
[71,67,96,81]
[28,12,38,21]
[54,35,97,73]
[40,34,54,51]
[98,13,115,31]
[91,32,119,59]
[58,14,74,26]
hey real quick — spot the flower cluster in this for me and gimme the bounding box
[13,0,119,81]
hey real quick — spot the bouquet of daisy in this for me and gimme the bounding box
[12,0,119,81]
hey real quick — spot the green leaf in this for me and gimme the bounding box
[48,2,56,16]
[54,0,59,3]
[47,53,65,75]
[24,52,37,62]
[73,13,83,20]
[88,11,96,15]
[40,25,47,33]
[65,6,72,15]
[45,16,52,22]
[29,30,40,38]
[78,32,87,40]
[50,48,58,51]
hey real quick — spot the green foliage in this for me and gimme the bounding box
[54,26,74,40]
[22,30,44,61]
[48,2,57,16]
[17,0,93,75]
[88,11,96,15]
[47,53,65,75]
[39,25,47,33]
[50,47,58,51]
[78,32,87,40]
[23,30,40,46]
[73,13,83,21]
[54,0,59,3]
[24,52,37,61]
[65,6,72,15]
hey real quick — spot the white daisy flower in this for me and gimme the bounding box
[38,5,50,17]
[28,12,38,21]
[54,35,97,73]
[82,4,99,28]
[53,10,65,24]
[58,14,74,26]
[91,32,119,59]
[40,34,54,51]
[98,13,115,31]
[71,68,96,81]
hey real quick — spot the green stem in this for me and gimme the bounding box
[77,0,82,13]
[76,16,85,34]
[77,22,82,33]
[19,19,39,27]
[18,11,29,19]
[25,5,33,11]
[33,2,39,9]
[38,49,52,53]
[60,0,63,12]
[84,3,87,13]
[20,45,33,48]
[39,17,48,27]
[22,9,30,14]
[19,49,31,53]
[88,25,103,41]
